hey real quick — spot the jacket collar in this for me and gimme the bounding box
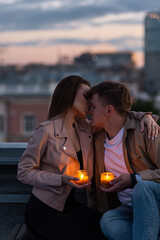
[94,116,136,139]
[52,117,91,138]
[124,116,136,130]
[52,117,67,138]
[51,117,78,160]
[51,117,93,165]
[75,117,92,134]
[123,117,136,139]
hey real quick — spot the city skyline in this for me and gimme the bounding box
[0,0,160,67]
[145,12,160,93]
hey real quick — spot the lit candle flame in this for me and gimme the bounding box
[101,172,114,189]
[80,174,84,179]
[73,170,88,185]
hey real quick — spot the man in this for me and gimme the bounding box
[88,81,160,240]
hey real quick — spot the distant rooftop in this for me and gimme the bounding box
[0,82,57,97]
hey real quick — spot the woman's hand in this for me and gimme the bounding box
[141,114,160,139]
[62,175,90,188]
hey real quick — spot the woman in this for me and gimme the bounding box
[17,75,105,240]
[17,75,158,240]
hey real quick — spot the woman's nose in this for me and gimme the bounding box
[88,105,93,114]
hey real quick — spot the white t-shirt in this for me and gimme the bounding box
[104,127,133,206]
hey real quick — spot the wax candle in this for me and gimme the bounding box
[101,172,114,189]
[74,170,88,185]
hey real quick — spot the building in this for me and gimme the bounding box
[0,101,6,141]
[145,12,160,94]
[0,82,57,142]
[93,52,135,70]
[74,52,135,70]
[74,53,94,67]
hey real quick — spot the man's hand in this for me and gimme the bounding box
[62,175,90,189]
[141,114,160,139]
[100,174,131,193]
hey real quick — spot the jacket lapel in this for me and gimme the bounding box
[94,130,106,174]
[53,118,78,160]
[123,117,136,174]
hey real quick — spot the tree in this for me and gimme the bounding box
[131,99,160,125]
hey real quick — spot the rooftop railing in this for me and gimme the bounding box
[0,142,27,165]
[0,142,31,203]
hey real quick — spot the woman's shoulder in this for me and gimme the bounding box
[34,120,54,135]
[39,120,53,127]
[37,118,63,135]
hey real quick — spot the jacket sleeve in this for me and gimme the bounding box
[17,125,63,194]
[138,130,160,183]
[129,111,159,121]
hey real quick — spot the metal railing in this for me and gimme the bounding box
[0,142,31,203]
[0,142,27,165]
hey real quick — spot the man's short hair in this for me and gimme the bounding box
[87,81,132,116]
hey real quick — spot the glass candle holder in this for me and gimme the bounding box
[101,172,114,189]
[73,170,89,185]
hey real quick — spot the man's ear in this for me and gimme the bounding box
[105,105,113,115]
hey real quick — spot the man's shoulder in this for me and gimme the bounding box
[125,117,141,131]
[125,117,151,141]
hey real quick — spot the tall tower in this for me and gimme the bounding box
[145,12,160,94]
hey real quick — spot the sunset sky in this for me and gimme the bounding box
[0,0,160,67]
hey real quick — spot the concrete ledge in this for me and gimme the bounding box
[0,142,27,165]
[0,194,30,203]
[0,143,27,148]
[0,158,24,165]
[0,142,30,239]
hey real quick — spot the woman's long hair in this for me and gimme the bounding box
[47,75,90,120]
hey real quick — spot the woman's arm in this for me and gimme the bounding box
[90,111,160,138]
[17,124,90,193]
[17,125,64,194]
[129,111,160,139]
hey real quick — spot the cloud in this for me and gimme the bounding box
[0,0,159,31]
[1,36,143,51]
[0,40,42,47]
[106,36,143,51]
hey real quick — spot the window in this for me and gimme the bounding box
[0,115,4,133]
[23,115,36,133]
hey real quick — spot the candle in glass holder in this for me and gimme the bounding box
[101,172,114,189]
[74,170,88,185]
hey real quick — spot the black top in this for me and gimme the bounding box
[64,149,87,211]
[77,150,83,169]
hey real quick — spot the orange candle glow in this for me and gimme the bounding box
[101,172,114,189]
[74,170,89,185]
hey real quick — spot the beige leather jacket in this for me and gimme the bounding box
[17,117,94,212]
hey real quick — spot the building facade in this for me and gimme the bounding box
[0,83,57,142]
[74,52,135,70]
[145,12,160,94]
